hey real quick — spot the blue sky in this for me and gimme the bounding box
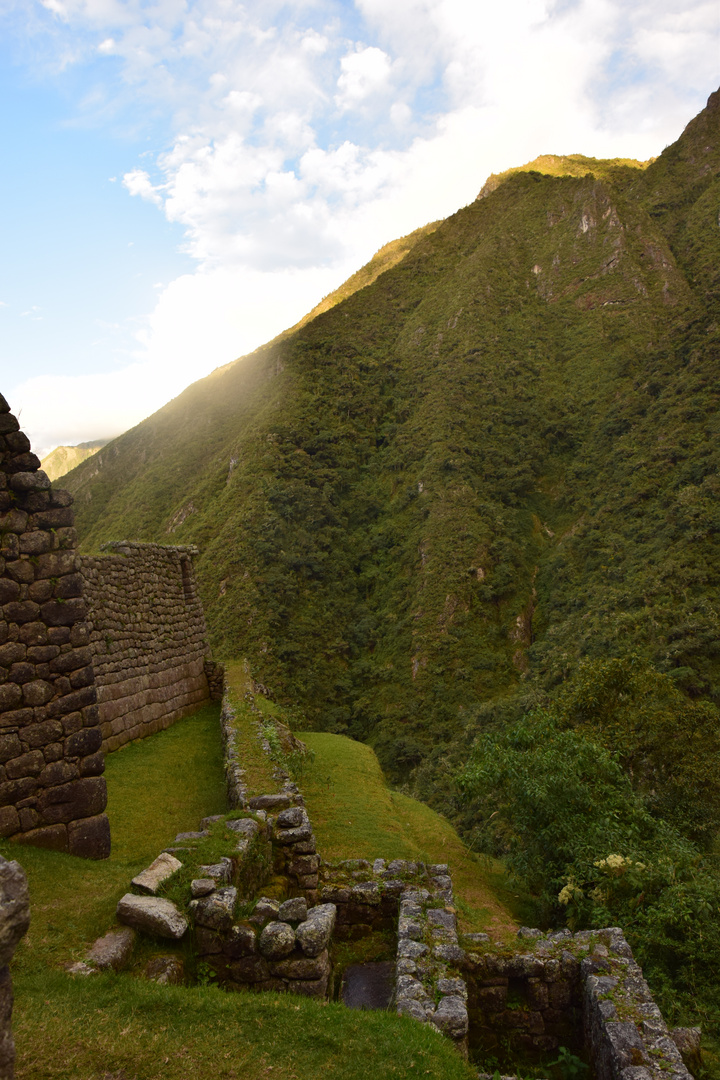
[1,0,718,455]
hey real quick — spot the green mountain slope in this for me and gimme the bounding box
[40,439,108,482]
[63,89,720,782]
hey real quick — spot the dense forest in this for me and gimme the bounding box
[65,90,720,1033]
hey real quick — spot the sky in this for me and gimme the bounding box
[1,0,718,457]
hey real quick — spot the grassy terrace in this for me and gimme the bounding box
[0,702,479,1080]
[301,732,522,939]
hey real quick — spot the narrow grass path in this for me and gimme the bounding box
[1,702,477,1080]
[301,732,524,939]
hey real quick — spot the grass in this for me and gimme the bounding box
[1,703,477,1080]
[301,732,523,939]
[2,702,226,972]
[12,972,476,1080]
[224,660,282,796]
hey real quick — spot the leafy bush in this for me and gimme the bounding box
[457,708,720,1025]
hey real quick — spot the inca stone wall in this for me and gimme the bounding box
[0,394,110,858]
[80,542,217,752]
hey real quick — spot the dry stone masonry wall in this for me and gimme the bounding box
[80,542,220,752]
[0,395,110,858]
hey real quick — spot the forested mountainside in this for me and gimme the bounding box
[64,89,720,1028]
[67,88,720,777]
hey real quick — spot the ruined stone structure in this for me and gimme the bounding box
[80,542,219,752]
[0,395,110,858]
[0,856,30,1080]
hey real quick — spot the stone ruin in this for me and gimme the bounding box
[0,395,110,858]
[65,678,700,1080]
[80,541,223,752]
[0,393,222,856]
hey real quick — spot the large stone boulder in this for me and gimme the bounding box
[296,904,336,958]
[258,921,296,959]
[116,894,188,940]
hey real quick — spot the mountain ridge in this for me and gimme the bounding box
[60,89,720,778]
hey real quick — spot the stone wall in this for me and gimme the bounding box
[0,856,30,1080]
[0,395,110,858]
[464,927,694,1080]
[80,542,217,752]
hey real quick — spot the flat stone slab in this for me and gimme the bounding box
[342,962,394,1011]
[131,852,182,895]
[116,894,188,940]
[86,927,135,971]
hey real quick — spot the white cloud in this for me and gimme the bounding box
[335,45,392,108]
[4,0,719,453]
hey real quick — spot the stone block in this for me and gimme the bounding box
[0,583,20,608]
[296,904,336,958]
[38,777,107,824]
[259,922,296,959]
[79,752,104,777]
[68,813,111,859]
[3,602,40,625]
[0,778,38,807]
[228,955,270,983]
[0,808,19,839]
[0,686,21,714]
[20,682,53,708]
[132,852,183,895]
[269,948,330,980]
[0,737,21,765]
[291,974,330,999]
[194,887,237,932]
[18,532,53,556]
[16,823,68,852]
[7,752,45,780]
[40,599,86,627]
[117,894,188,939]
[87,927,135,971]
[21,721,62,749]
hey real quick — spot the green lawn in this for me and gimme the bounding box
[1,703,476,1080]
[301,731,523,938]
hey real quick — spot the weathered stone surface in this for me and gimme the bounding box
[194,887,237,932]
[258,921,296,959]
[144,955,185,985]
[225,925,257,958]
[116,894,188,940]
[191,878,216,898]
[431,995,469,1039]
[276,806,306,829]
[296,904,336,958]
[269,948,330,980]
[248,794,292,811]
[86,927,135,971]
[67,813,111,859]
[227,818,260,840]
[0,859,30,968]
[274,824,312,845]
[197,858,232,883]
[132,852,183,895]
[278,897,307,924]
[250,897,280,925]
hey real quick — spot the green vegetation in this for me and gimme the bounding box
[5,704,476,1079]
[61,90,720,1039]
[12,973,475,1080]
[302,732,522,937]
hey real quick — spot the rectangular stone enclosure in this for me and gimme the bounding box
[81,541,219,752]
